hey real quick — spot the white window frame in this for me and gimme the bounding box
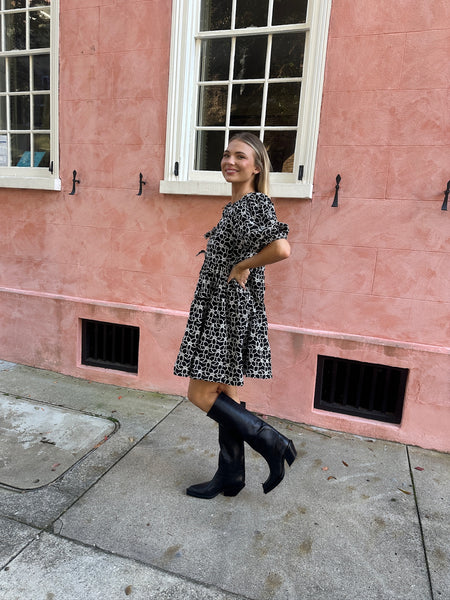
[0,0,60,191]
[160,0,331,199]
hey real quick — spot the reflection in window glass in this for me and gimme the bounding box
[34,133,50,167]
[10,95,30,129]
[231,83,263,126]
[33,55,50,90]
[6,0,26,8]
[9,56,30,92]
[197,86,227,127]
[270,33,305,79]
[11,133,30,166]
[0,97,6,129]
[30,8,51,49]
[235,0,268,28]
[266,82,301,127]
[195,130,225,170]
[264,130,297,172]
[200,0,231,32]
[5,0,27,10]
[0,58,5,93]
[5,13,27,50]
[34,94,50,129]
[272,0,307,25]
[234,36,267,80]
[200,39,231,81]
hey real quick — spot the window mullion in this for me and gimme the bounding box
[268,0,274,26]
[231,0,236,30]
[226,35,236,146]
[29,54,33,166]
[260,34,272,139]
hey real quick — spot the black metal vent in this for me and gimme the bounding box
[82,320,139,373]
[314,356,408,424]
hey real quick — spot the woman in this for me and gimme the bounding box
[174,132,296,498]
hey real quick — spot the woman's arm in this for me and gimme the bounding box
[228,239,291,288]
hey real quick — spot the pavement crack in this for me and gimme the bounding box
[406,445,435,600]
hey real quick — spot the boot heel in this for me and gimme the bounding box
[284,440,297,466]
[223,483,245,497]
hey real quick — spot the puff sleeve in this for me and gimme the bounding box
[231,193,289,253]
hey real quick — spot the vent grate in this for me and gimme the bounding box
[314,356,408,424]
[82,320,139,373]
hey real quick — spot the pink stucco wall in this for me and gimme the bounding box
[0,1,448,451]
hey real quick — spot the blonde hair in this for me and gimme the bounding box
[229,132,271,196]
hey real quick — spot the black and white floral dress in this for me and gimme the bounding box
[174,192,289,386]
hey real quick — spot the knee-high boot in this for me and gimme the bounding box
[207,392,297,494]
[186,403,245,499]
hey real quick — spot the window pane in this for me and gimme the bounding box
[197,86,227,126]
[30,8,50,49]
[9,56,30,92]
[30,1,51,7]
[200,0,231,32]
[235,0,268,28]
[234,36,267,80]
[272,0,307,25]
[5,13,27,50]
[270,33,305,78]
[11,133,30,166]
[0,134,7,166]
[195,130,225,170]
[33,54,50,90]
[230,83,263,126]
[263,130,296,172]
[34,94,50,129]
[5,0,26,8]
[34,133,50,167]
[266,82,301,126]
[0,58,5,93]
[10,95,30,129]
[200,39,231,81]
[0,98,6,129]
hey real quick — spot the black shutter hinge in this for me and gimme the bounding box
[174,161,179,177]
[298,165,304,180]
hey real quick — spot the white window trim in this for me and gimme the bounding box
[0,0,60,191]
[160,0,331,199]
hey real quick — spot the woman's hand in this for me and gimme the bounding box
[227,240,290,289]
[228,264,251,289]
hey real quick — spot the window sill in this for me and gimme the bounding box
[159,179,312,199]
[0,175,62,191]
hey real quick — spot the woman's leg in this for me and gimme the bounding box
[186,379,244,499]
[187,378,239,412]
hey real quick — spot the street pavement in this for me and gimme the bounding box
[0,360,448,600]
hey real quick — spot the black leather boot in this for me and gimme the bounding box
[186,404,245,499]
[207,392,297,494]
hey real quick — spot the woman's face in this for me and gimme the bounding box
[221,139,260,187]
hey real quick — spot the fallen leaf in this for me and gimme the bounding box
[327,476,336,481]
[322,466,329,471]
[414,467,424,471]
[51,463,60,471]
[398,488,411,495]
[118,396,122,399]
[125,585,132,596]
[342,461,348,467]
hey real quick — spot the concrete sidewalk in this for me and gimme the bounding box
[0,361,448,600]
